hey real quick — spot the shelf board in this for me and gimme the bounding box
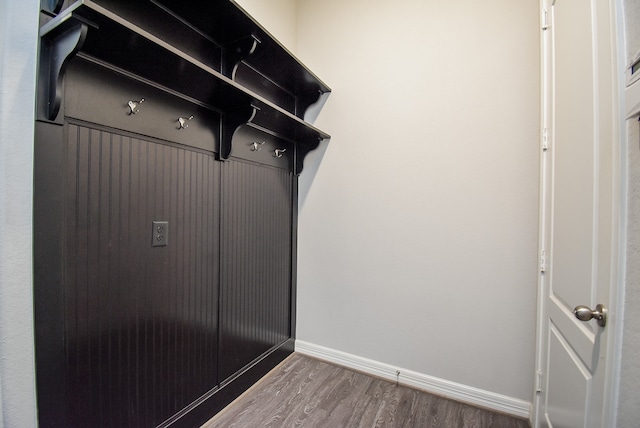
[38,0,330,175]
[52,0,331,120]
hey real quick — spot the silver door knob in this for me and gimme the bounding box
[573,304,607,327]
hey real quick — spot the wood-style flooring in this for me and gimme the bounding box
[203,354,530,428]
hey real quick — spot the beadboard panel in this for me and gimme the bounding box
[219,160,293,382]
[63,123,220,427]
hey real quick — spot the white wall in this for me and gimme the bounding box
[295,0,540,402]
[619,120,640,427]
[618,1,640,424]
[0,0,39,426]
[233,0,298,54]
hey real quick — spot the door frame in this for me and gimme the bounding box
[532,0,628,426]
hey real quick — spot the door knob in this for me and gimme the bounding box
[573,304,607,327]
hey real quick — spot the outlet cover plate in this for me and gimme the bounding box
[152,221,168,247]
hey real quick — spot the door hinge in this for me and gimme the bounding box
[542,128,549,152]
[539,250,547,273]
[536,371,544,393]
[542,8,549,31]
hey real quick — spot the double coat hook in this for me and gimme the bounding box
[127,98,145,115]
[178,115,194,129]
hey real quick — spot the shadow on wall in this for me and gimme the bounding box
[299,138,330,209]
[298,90,332,209]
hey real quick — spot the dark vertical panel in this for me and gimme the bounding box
[189,149,197,397]
[34,121,67,427]
[99,130,111,423]
[113,132,127,428]
[63,123,219,427]
[289,173,299,340]
[73,125,91,424]
[64,123,80,426]
[129,135,144,426]
[219,160,293,381]
[159,143,171,419]
[171,146,180,408]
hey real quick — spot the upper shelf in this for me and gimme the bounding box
[38,0,330,173]
[43,0,331,121]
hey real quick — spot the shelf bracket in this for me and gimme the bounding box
[37,16,89,123]
[295,136,324,176]
[223,34,262,79]
[300,90,331,123]
[41,0,65,14]
[219,104,259,161]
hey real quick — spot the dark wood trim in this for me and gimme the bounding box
[37,17,88,123]
[37,0,330,174]
[162,339,294,428]
[33,121,68,427]
[290,175,299,340]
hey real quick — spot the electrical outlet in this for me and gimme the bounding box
[152,221,168,247]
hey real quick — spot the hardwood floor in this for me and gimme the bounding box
[203,354,530,428]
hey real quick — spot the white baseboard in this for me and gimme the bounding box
[295,340,531,420]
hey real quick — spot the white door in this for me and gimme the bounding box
[536,0,621,427]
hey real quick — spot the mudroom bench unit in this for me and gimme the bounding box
[34,1,330,426]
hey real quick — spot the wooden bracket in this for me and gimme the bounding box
[300,90,331,123]
[37,17,88,123]
[297,90,323,120]
[223,34,261,79]
[295,137,323,176]
[219,104,259,161]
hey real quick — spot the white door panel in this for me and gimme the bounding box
[536,0,620,426]
[548,298,596,370]
[547,323,591,428]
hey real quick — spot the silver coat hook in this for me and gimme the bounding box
[251,141,266,151]
[274,148,287,158]
[178,115,194,129]
[127,98,145,115]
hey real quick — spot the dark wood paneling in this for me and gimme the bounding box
[219,160,293,382]
[162,339,294,428]
[63,123,220,427]
[229,125,293,170]
[233,63,296,114]
[65,58,220,153]
[36,2,312,423]
[34,121,68,426]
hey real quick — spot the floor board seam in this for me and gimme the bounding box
[202,354,530,427]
